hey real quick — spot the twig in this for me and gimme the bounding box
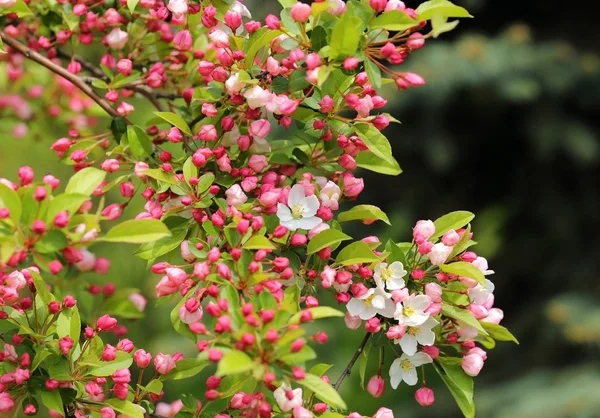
[333,332,371,390]
[0,32,127,122]
[56,48,180,111]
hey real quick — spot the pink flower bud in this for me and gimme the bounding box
[343,57,359,71]
[367,375,385,398]
[101,407,116,418]
[174,29,193,51]
[290,3,311,22]
[422,345,439,360]
[112,368,131,384]
[386,324,406,340]
[113,383,129,400]
[369,0,388,12]
[461,353,484,377]
[442,229,460,246]
[344,311,362,330]
[407,33,425,49]
[342,172,364,198]
[224,10,242,30]
[96,314,117,332]
[249,119,271,139]
[415,387,435,406]
[59,337,73,355]
[117,59,132,76]
[424,283,442,302]
[154,353,176,374]
[134,349,152,368]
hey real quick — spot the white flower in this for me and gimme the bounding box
[231,0,251,18]
[319,181,341,210]
[428,242,453,265]
[273,384,302,412]
[472,256,495,275]
[225,73,246,95]
[276,185,322,231]
[396,317,438,356]
[168,0,188,16]
[0,0,17,8]
[468,279,495,305]
[389,352,432,388]
[244,85,272,109]
[394,294,431,326]
[106,28,129,50]
[373,261,407,291]
[347,286,395,320]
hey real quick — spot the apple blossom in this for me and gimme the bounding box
[389,352,433,388]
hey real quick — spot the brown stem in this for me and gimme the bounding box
[0,32,127,122]
[333,332,371,391]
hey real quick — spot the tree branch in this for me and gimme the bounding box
[55,49,180,111]
[0,32,128,122]
[333,332,371,391]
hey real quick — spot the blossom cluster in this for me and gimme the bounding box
[0,0,515,417]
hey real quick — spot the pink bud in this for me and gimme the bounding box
[367,375,385,398]
[461,353,484,377]
[117,59,132,76]
[290,3,311,22]
[369,0,388,12]
[415,387,434,406]
[96,314,117,332]
[442,229,460,246]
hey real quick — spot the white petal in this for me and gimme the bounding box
[303,195,320,217]
[402,368,418,386]
[386,278,406,291]
[410,352,433,367]
[281,219,299,231]
[409,295,432,311]
[297,216,323,231]
[371,295,386,310]
[288,184,305,206]
[416,328,436,347]
[346,299,365,317]
[379,298,397,318]
[359,306,377,320]
[399,334,417,356]
[405,312,429,327]
[276,203,293,221]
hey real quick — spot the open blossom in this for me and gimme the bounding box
[389,352,433,388]
[428,242,452,265]
[273,385,302,412]
[106,28,129,50]
[472,256,495,275]
[396,317,438,356]
[347,286,395,320]
[373,261,407,291]
[244,85,272,109]
[468,279,495,305]
[276,185,322,231]
[168,0,188,17]
[394,294,431,326]
[319,181,341,210]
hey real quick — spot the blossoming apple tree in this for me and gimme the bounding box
[0,0,517,417]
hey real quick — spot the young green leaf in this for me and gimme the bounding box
[431,211,475,239]
[338,205,391,225]
[0,183,21,222]
[441,304,488,335]
[154,112,192,136]
[355,151,402,176]
[369,10,417,31]
[415,0,473,21]
[434,359,475,418]
[244,28,283,68]
[104,399,145,418]
[65,167,106,196]
[127,125,153,158]
[298,374,347,410]
[161,358,210,381]
[216,350,256,376]
[290,306,344,324]
[481,322,519,344]
[41,390,64,416]
[329,14,362,60]
[336,241,380,266]
[307,229,352,254]
[440,261,485,285]
[103,219,171,243]
[243,235,277,250]
[89,352,133,376]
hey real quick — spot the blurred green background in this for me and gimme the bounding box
[2,0,600,416]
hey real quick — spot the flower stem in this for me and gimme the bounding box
[333,332,371,391]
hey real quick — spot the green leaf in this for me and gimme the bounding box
[310,25,328,51]
[280,345,317,364]
[46,193,88,223]
[104,399,145,418]
[142,168,179,185]
[1,0,33,17]
[34,230,68,254]
[441,304,488,335]
[355,148,402,176]
[290,306,344,324]
[431,211,475,239]
[41,390,64,416]
[0,37,5,54]
[140,379,163,395]
[103,219,171,243]
[244,28,283,68]
[384,240,408,266]
[298,373,347,410]
[415,0,473,21]
[307,229,352,254]
[338,205,390,225]
[154,112,192,136]
[216,350,255,376]
[56,307,81,343]
[65,167,106,196]
[369,10,417,31]
[127,125,153,158]
[354,123,395,165]
[431,13,460,37]
[89,352,133,376]
[434,359,475,418]
[308,363,332,377]
[183,157,196,184]
[127,0,140,13]
[135,222,188,260]
[364,58,382,89]
[0,182,21,222]
[29,271,54,305]
[358,343,371,389]
[161,358,209,381]
[31,348,53,371]
[329,14,362,60]
[481,322,519,344]
[197,173,216,194]
[243,235,277,250]
[440,261,485,285]
[336,241,380,266]
[289,70,311,92]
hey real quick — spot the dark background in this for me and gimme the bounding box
[1,0,599,416]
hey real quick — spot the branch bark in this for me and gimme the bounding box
[0,32,127,122]
[333,332,371,391]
